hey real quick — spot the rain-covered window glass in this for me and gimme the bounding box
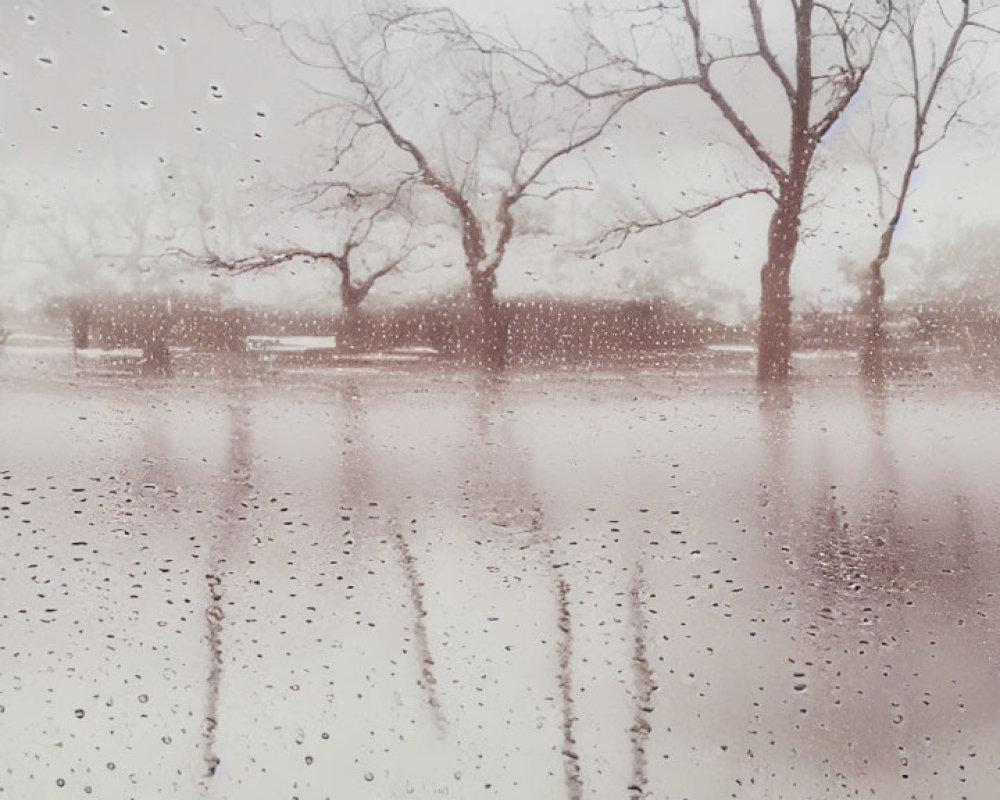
[2,1,999,797]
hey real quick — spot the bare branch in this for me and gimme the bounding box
[508,83,655,204]
[172,247,343,276]
[811,4,893,140]
[586,187,775,253]
[748,0,795,100]
[680,0,787,181]
[522,183,595,202]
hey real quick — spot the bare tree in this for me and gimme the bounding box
[26,168,188,365]
[29,202,108,349]
[857,0,998,382]
[187,179,430,348]
[685,0,896,379]
[32,200,163,357]
[575,0,893,378]
[247,2,696,368]
[90,170,197,370]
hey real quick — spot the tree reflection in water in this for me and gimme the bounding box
[755,378,999,790]
[204,394,254,782]
[466,372,585,799]
[336,381,447,734]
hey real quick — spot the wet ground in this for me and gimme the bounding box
[2,345,1000,799]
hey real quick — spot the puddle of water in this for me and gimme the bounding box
[1,367,998,798]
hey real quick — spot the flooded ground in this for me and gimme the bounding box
[2,345,1000,799]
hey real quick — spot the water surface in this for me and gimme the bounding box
[2,360,998,799]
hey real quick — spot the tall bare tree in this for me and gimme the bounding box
[685,0,895,379]
[574,0,892,378]
[857,0,998,382]
[250,3,695,367]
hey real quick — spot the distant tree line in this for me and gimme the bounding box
[49,292,724,370]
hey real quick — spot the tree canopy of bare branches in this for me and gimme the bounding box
[180,176,428,327]
[857,0,998,382]
[570,0,894,378]
[246,1,702,367]
[683,0,895,378]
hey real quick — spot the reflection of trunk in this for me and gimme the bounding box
[69,301,92,350]
[390,522,446,734]
[338,384,446,731]
[203,399,254,783]
[757,382,794,534]
[758,185,804,382]
[203,572,223,778]
[628,568,653,799]
[555,576,582,800]
[468,376,576,791]
[470,271,508,370]
[859,267,886,385]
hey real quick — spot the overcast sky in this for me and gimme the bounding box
[2,0,998,320]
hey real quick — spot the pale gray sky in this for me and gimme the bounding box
[1,0,998,320]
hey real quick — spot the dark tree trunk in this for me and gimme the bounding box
[757,189,803,381]
[859,266,886,385]
[70,302,92,350]
[340,302,363,352]
[470,271,508,370]
[140,301,172,375]
[755,0,817,381]
[758,260,793,381]
[339,279,371,353]
[142,335,171,375]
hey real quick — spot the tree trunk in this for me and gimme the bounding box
[340,302,363,353]
[339,279,370,353]
[757,192,802,381]
[142,334,171,375]
[470,271,508,370]
[140,301,172,375]
[859,266,886,385]
[758,260,793,381]
[69,301,92,350]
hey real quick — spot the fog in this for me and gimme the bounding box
[3,3,1000,799]
[1,0,999,320]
